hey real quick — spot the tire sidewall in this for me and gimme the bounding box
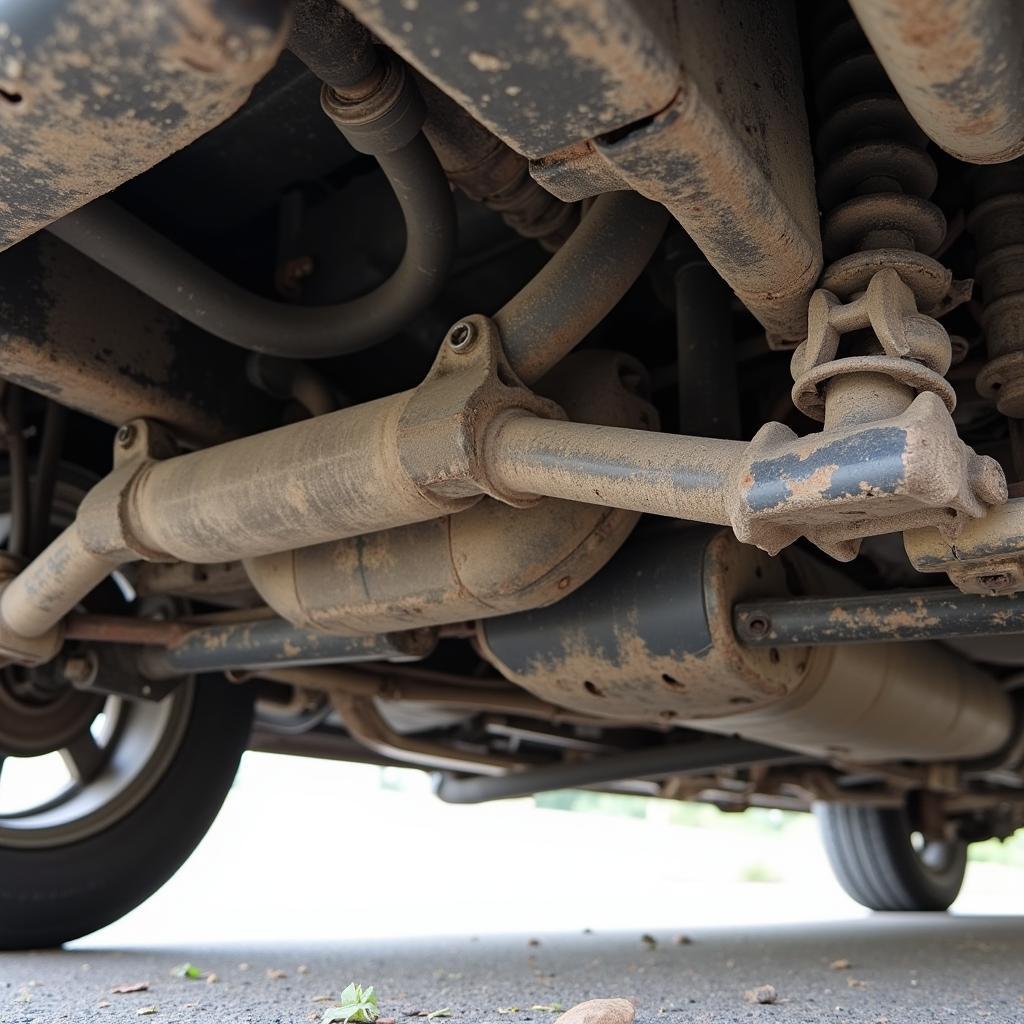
[0,674,252,950]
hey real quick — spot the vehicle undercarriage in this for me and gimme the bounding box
[2,0,1024,945]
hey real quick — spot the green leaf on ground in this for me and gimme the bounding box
[321,982,381,1024]
[171,964,204,980]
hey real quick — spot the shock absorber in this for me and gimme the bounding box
[791,2,966,433]
[968,160,1024,475]
[719,0,1006,564]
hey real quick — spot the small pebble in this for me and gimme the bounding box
[744,985,778,1005]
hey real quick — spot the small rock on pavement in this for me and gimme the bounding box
[553,998,635,1024]
[744,985,778,1005]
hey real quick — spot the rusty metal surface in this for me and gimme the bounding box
[342,0,681,159]
[480,527,810,722]
[850,0,1024,165]
[65,614,192,648]
[347,0,821,346]
[968,162,1024,424]
[419,77,578,251]
[482,527,1013,762]
[905,497,1024,595]
[132,560,258,603]
[811,6,968,320]
[735,587,1024,646]
[0,319,565,644]
[586,0,821,345]
[244,351,655,635]
[0,235,272,446]
[0,0,290,250]
[729,392,1006,562]
[139,618,437,679]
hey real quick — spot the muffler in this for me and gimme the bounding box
[478,527,1014,763]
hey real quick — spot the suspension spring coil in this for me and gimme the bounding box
[969,160,1024,421]
[791,2,966,425]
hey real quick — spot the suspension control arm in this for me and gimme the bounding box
[0,314,1009,664]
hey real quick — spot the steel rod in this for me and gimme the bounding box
[734,588,1024,647]
[486,415,744,525]
[139,619,437,679]
[434,737,795,804]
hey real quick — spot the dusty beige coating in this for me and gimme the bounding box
[485,416,743,525]
[0,0,290,249]
[244,351,657,635]
[697,640,1014,763]
[0,321,564,640]
[850,0,1024,165]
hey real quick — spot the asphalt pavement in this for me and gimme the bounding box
[4,916,1024,1023]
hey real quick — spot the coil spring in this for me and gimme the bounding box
[812,3,947,300]
[789,2,958,420]
[970,160,1024,417]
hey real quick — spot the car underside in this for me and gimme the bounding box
[2,0,1024,946]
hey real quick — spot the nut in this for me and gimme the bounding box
[61,651,99,687]
[448,321,476,352]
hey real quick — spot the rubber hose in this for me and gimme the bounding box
[47,134,457,360]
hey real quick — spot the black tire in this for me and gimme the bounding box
[815,803,967,912]
[0,675,252,949]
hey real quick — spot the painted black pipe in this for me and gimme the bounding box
[734,588,1024,647]
[434,737,796,804]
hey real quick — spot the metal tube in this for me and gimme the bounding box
[139,620,436,679]
[48,127,456,359]
[485,415,744,525]
[253,664,576,719]
[128,393,451,564]
[735,588,1024,648]
[850,0,1024,165]
[1,523,117,638]
[494,192,669,384]
[434,737,796,804]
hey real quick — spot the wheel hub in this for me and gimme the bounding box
[0,669,104,757]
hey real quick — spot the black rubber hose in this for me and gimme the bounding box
[495,190,670,384]
[47,135,457,360]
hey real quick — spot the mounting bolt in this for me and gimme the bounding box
[61,651,99,688]
[745,615,771,638]
[448,321,476,352]
[116,423,137,449]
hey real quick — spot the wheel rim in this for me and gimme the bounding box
[0,469,194,849]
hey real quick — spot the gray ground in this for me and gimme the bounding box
[3,917,1023,1024]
